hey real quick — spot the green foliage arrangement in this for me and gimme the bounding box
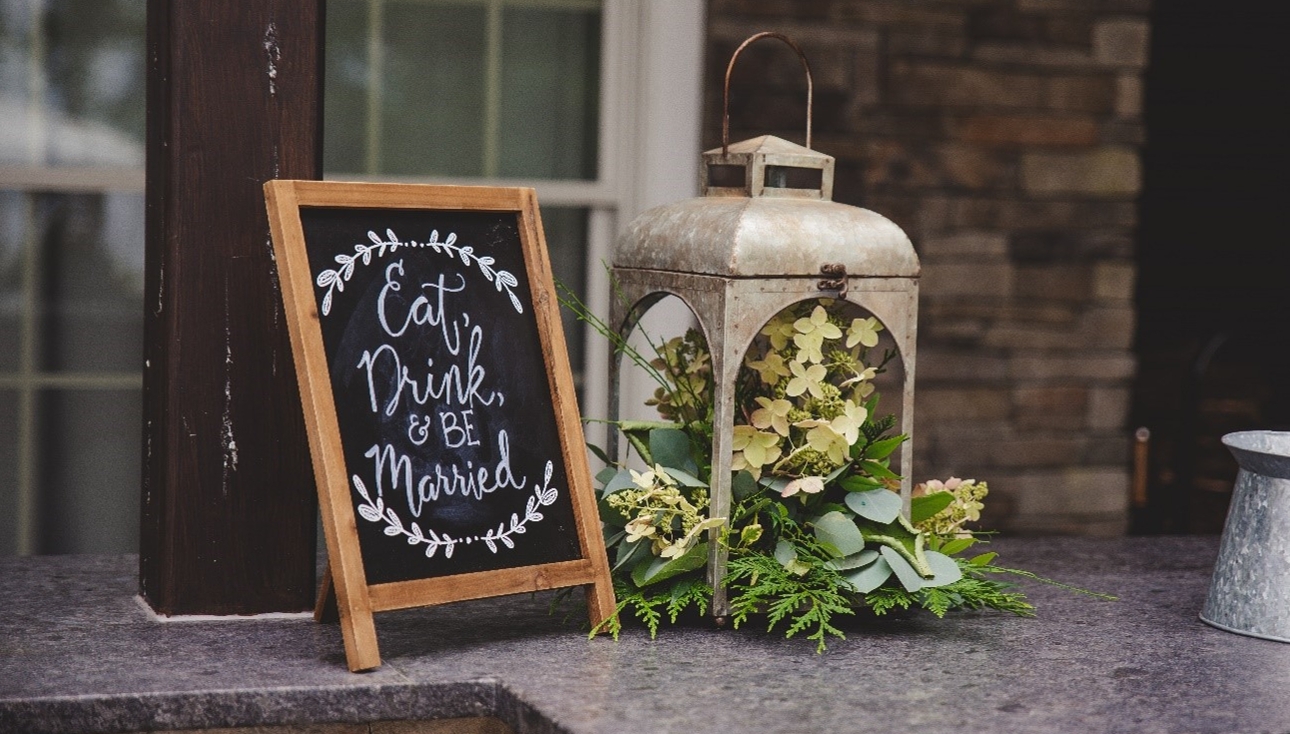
[562,291,1109,652]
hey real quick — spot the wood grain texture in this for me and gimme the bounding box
[141,0,323,615]
[514,191,617,628]
[266,180,380,671]
[368,559,600,612]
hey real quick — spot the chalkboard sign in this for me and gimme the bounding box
[265,181,614,672]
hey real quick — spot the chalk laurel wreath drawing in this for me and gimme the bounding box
[315,228,524,316]
[351,464,559,558]
[317,228,557,558]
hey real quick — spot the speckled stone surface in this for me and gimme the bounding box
[3,537,1289,734]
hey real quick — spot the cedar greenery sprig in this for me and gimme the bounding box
[593,577,713,640]
[726,545,854,653]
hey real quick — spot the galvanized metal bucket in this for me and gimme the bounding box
[1200,430,1290,643]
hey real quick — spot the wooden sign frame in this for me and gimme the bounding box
[264,180,614,671]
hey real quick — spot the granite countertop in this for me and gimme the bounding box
[3,536,1289,734]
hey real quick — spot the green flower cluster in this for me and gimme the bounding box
[606,466,722,560]
[556,286,1111,651]
[732,302,884,482]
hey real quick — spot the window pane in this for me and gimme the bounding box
[0,190,24,372]
[322,0,371,174]
[324,0,603,181]
[43,0,146,165]
[0,389,17,554]
[542,206,588,372]
[380,2,487,176]
[0,0,144,167]
[0,2,146,557]
[326,0,489,177]
[0,2,37,165]
[37,388,141,553]
[498,6,601,179]
[35,191,144,373]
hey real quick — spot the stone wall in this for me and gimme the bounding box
[705,0,1151,534]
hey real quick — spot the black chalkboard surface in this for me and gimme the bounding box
[265,182,613,672]
[302,206,584,583]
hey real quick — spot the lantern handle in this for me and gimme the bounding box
[722,32,814,154]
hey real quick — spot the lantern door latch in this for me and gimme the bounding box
[818,262,847,295]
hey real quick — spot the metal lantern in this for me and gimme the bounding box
[608,33,920,620]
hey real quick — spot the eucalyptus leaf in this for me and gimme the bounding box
[921,550,963,588]
[759,475,793,496]
[844,556,894,593]
[613,538,648,573]
[845,488,902,524]
[650,428,698,475]
[826,549,879,571]
[732,470,759,501]
[813,511,867,557]
[822,463,851,485]
[773,539,812,576]
[601,469,638,497]
[603,528,626,548]
[661,466,707,488]
[595,465,618,486]
[857,518,934,577]
[774,539,797,567]
[631,542,708,587]
[880,545,925,592]
[910,492,955,525]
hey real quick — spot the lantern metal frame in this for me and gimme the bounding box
[607,33,920,620]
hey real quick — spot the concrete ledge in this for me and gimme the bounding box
[4,539,1290,734]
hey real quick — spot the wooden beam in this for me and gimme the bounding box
[141,0,323,615]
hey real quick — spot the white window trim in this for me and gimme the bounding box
[586,0,705,448]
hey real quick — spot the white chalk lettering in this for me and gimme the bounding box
[357,328,498,416]
[363,430,526,518]
[377,260,467,354]
[440,409,480,448]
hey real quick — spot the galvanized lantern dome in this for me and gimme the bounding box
[609,33,920,621]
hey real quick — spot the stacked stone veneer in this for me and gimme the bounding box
[706,0,1150,534]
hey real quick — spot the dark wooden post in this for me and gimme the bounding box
[141,1,324,615]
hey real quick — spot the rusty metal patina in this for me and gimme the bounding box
[609,33,920,621]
